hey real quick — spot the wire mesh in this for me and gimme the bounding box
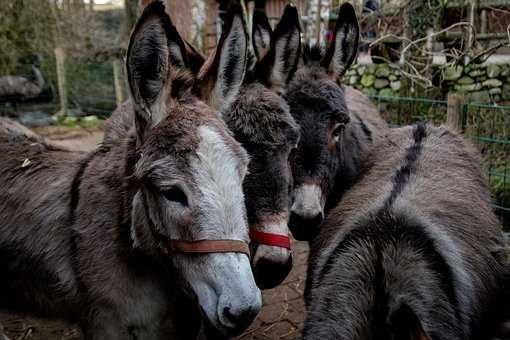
[66,58,127,117]
[0,57,127,119]
[464,103,510,226]
[368,95,448,127]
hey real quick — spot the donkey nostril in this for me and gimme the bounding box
[222,305,258,332]
[289,211,323,241]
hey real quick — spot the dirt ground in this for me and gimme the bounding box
[0,126,309,340]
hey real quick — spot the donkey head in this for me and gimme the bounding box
[126,2,260,335]
[286,3,359,241]
[245,4,301,289]
[192,4,301,289]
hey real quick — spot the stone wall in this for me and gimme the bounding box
[344,64,402,98]
[442,64,510,102]
[344,63,510,102]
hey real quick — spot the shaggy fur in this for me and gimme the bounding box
[0,2,261,339]
[305,124,508,340]
[106,4,302,290]
[286,58,389,240]
[283,3,389,241]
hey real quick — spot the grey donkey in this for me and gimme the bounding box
[106,3,302,290]
[304,122,509,339]
[252,4,390,242]
[0,2,261,339]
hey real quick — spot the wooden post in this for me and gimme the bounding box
[465,0,478,64]
[54,47,68,117]
[315,0,322,44]
[480,8,488,34]
[112,60,125,106]
[447,92,467,132]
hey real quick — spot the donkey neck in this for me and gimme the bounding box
[69,135,139,246]
[325,88,385,213]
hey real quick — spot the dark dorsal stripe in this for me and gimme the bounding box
[384,122,427,209]
[352,112,372,142]
[317,211,459,323]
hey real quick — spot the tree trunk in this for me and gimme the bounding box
[121,0,139,45]
[316,0,322,44]
[203,0,218,53]
[166,0,194,42]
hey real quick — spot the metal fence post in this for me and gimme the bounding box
[446,92,467,132]
[54,47,68,117]
[112,59,125,107]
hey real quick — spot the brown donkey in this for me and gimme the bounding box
[107,3,302,290]
[304,123,508,340]
[0,2,261,339]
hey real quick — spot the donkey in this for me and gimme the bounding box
[0,2,261,339]
[304,123,509,340]
[266,3,390,241]
[196,3,302,289]
[106,3,302,290]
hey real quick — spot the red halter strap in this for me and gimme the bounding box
[249,229,292,249]
[166,239,250,256]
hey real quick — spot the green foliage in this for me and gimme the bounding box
[0,1,54,74]
[0,1,125,116]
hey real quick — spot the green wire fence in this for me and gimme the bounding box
[464,103,510,225]
[369,95,510,228]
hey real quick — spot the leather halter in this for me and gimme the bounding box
[167,239,250,256]
[140,191,250,257]
[249,229,292,249]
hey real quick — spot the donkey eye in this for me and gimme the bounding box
[161,186,188,207]
[332,123,346,138]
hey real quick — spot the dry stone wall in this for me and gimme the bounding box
[344,63,510,102]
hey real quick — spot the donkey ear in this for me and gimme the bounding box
[252,9,272,60]
[126,1,189,141]
[198,2,248,113]
[257,4,301,90]
[321,3,359,81]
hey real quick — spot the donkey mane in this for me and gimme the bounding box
[226,83,298,147]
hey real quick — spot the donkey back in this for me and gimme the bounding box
[305,124,508,340]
